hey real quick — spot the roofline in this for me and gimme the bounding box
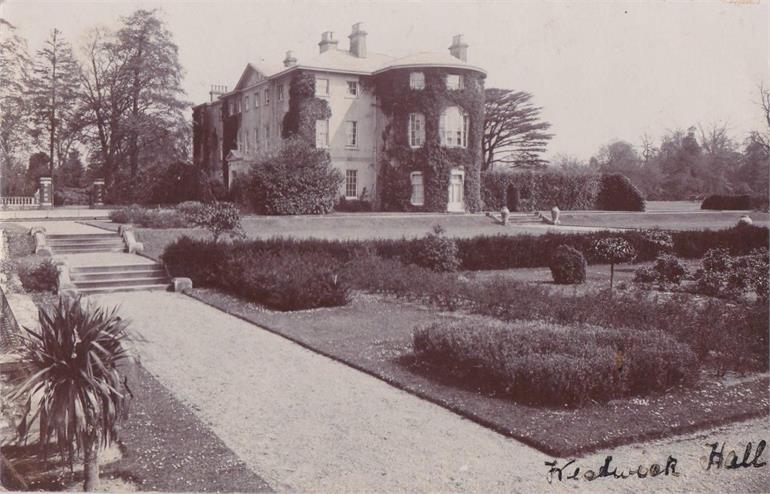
[372,62,486,76]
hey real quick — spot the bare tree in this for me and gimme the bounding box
[482,88,553,170]
[0,18,31,194]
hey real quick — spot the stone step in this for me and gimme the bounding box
[77,284,170,295]
[72,269,167,281]
[73,276,170,289]
[71,264,162,274]
[52,246,125,254]
[49,240,125,248]
[47,233,119,240]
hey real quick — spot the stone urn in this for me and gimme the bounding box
[738,214,753,226]
[500,207,510,226]
[551,206,561,225]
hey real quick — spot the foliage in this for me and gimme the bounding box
[480,170,599,211]
[596,173,646,211]
[176,200,207,221]
[53,186,90,206]
[18,259,59,292]
[281,71,332,143]
[549,245,587,284]
[591,237,637,264]
[244,136,342,215]
[197,202,243,242]
[482,88,553,169]
[108,205,189,228]
[335,197,373,212]
[10,298,132,491]
[161,236,348,310]
[701,194,766,211]
[694,248,769,301]
[411,225,460,272]
[413,319,697,406]
[373,68,484,212]
[148,161,212,205]
[633,254,688,284]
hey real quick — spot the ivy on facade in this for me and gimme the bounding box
[282,71,332,144]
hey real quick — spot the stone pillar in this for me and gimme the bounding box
[92,179,105,207]
[38,177,53,209]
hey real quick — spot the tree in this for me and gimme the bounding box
[591,237,637,292]
[10,298,132,491]
[482,88,553,170]
[25,28,82,176]
[25,151,50,194]
[0,19,31,195]
[58,148,85,187]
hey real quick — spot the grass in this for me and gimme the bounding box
[557,211,769,230]
[186,287,770,457]
[1,361,272,492]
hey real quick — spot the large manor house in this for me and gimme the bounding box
[193,24,487,212]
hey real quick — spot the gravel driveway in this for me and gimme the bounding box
[90,291,769,493]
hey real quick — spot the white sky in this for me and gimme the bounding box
[3,0,769,160]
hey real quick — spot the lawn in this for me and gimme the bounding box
[187,288,769,457]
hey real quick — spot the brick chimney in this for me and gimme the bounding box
[318,31,338,53]
[448,34,468,62]
[283,50,297,67]
[209,84,228,102]
[349,22,367,58]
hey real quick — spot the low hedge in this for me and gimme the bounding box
[109,205,189,228]
[413,319,697,406]
[701,194,767,211]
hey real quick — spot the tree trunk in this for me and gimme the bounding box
[82,434,99,492]
[610,263,615,293]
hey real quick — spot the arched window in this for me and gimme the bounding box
[410,172,424,206]
[439,106,468,148]
[408,113,425,148]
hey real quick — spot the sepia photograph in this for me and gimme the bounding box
[0,0,768,492]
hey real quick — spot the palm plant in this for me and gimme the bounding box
[9,297,132,491]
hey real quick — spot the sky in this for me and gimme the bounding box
[3,0,769,161]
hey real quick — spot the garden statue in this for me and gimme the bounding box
[501,206,510,226]
[738,214,753,226]
[551,206,561,224]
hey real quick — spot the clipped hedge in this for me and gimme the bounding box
[549,245,587,284]
[701,194,767,211]
[596,173,646,211]
[481,170,599,211]
[413,319,697,406]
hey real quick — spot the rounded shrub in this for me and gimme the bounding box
[549,245,587,284]
[596,173,646,211]
[18,260,58,292]
[411,225,460,272]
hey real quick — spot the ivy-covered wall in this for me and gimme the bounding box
[372,68,485,212]
[282,71,332,144]
[221,99,240,186]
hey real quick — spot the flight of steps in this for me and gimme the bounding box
[47,233,126,254]
[69,264,171,295]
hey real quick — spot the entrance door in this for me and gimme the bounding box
[447,169,465,212]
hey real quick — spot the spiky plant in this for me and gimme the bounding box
[9,297,132,491]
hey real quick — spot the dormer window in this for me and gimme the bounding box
[409,72,425,90]
[445,74,463,90]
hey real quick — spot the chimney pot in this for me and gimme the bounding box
[283,50,297,67]
[349,22,367,58]
[319,31,338,53]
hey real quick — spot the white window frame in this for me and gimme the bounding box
[315,119,329,148]
[409,71,425,90]
[278,83,284,101]
[254,127,259,148]
[264,88,270,105]
[439,106,469,148]
[244,95,250,111]
[254,92,259,108]
[410,171,424,206]
[408,113,425,148]
[346,80,358,97]
[345,121,358,148]
[345,170,357,199]
[445,74,463,90]
[315,77,330,97]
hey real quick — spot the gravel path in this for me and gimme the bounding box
[90,291,769,493]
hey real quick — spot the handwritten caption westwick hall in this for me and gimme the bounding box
[545,440,767,483]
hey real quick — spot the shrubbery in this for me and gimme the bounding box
[634,254,688,284]
[693,248,769,301]
[701,194,767,211]
[411,225,460,272]
[596,173,646,211]
[196,202,243,242]
[18,260,58,292]
[245,136,343,215]
[481,170,599,211]
[335,197,372,212]
[549,245,586,284]
[108,205,189,228]
[413,319,696,406]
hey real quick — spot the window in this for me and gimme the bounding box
[264,88,270,105]
[408,113,425,148]
[245,95,250,111]
[346,81,358,97]
[439,106,469,148]
[445,74,463,90]
[315,119,329,148]
[254,92,259,108]
[235,99,242,113]
[278,84,284,101]
[254,128,259,148]
[264,124,270,143]
[345,170,357,198]
[316,77,330,97]
[243,130,249,152]
[409,72,425,90]
[410,172,424,206]
[345,121,358,147]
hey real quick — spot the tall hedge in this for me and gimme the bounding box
[596,173,646,211]
[481,170,599,211]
